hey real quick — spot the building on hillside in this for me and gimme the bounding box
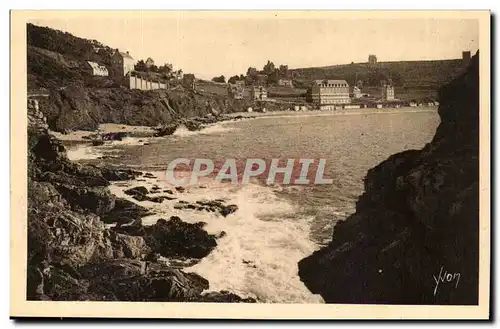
[111,49,135,77]
[381,84,395,101]
[127,74,168,91]
[182,74,197,90]
[351,86,362,99]
[309,79,351,110]
[145,57,155,69]
[278,78,293,87]
[228,80,245,99]
[84,61,109,76]
[368,54,377,64]
[251,86,267,100]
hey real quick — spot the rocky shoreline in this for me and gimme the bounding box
[27,102,255,302]
[298,52,480,304]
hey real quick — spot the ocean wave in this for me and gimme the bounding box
[109,173,323,303]
[173,123,238,137]
[66,145,103,161]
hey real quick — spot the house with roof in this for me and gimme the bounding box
[309,79,351,110]
[251,86,268,100]
[111,49,136,77]
[84,61,109,76]
[381,84,395,101]
[278,78,293,87]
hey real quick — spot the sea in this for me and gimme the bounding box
[66,107,440,303]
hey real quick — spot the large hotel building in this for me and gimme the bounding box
[310,79,351,110]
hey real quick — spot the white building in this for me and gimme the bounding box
[85,61,109,76]
[111,50,135,77]
[310,79,351,110]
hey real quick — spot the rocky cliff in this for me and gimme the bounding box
[27,101,254,302]
[298,52,480,305]
[36,86,259,132]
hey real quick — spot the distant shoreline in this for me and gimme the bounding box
[54,106,438,146]
[227,106,438,119]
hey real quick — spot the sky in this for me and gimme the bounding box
[29,13,479,80]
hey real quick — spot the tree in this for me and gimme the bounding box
[212,75,226,83]
[263,60,275,76]
[228,75,240,84]
[149,64,159,73]
[246,67,258,77]
[268,70,279,85]
[134,60,147,72]
[158,63,173,75]
[278,65,289,79]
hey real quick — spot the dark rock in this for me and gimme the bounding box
[175,186,185,193]
[144,173,156,179]
[220,204,238,217]
[124,186,149,197]
[143,217,217,259]
[101,132,128,141]
[91,140,105,146]
[132,194,150,202]
[53,184,116,215]
[148,196,167,204]
[154,123,178,137]
[99,167,141,181]
[101,198,151,225]
[298,52,480,305]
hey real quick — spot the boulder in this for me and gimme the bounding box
[100,198,151,225]
[124,186,149,197]
[144,217,217,259]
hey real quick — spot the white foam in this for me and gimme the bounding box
[101,137,152,147]
[173,122,237,137]
[109,173,324,303]
[66,145,103,161]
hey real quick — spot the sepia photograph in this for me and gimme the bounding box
[10,10,490,319]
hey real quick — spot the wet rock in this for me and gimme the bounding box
[154,123,178,137]
[53,184,116,215]
[101,132,128,141]
[132,194,150,202]
[143,217,217,259]
[101,198,151,225]
[91,140,105,146]
[124,186,149,198]
[147,196,167,204]
[163,189,173,194]
[143,173,156,179]
[99,167,141,181]
[175,186,185,193]
[220,204,238,217]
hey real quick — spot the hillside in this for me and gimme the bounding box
[291,59,469,89]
